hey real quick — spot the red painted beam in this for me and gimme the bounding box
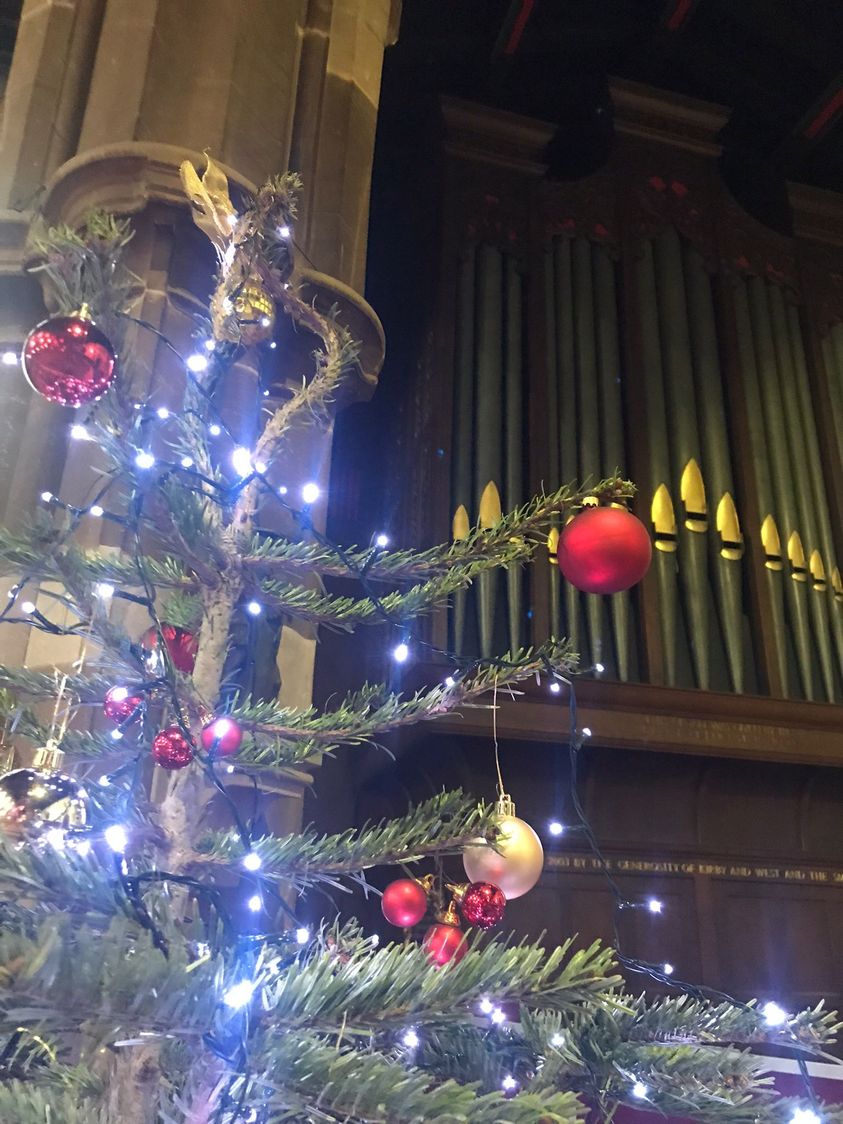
[662,0,701,31]
[804,82,843,139]
[499,0,535,57]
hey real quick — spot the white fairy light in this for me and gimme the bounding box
[180,456,194,469]
[301,481,320,504]
[375,533,389,547]
[209,423,222,436]
[110,729,124,741]
[70,423,89,440]
[223,979,255,1009]
[242,851,262,872]
[254,460,267,474]
[663,962,674,976]
[549,681,561,694]
[156,406,170,419]
[2,350,18,366]
[763,1001,788,1027]
[278,485,288,496]
[231,447,253,477]
[246,600,262,616]
[479,997,494,1014]
[548,820,565,837]
[203,339,215,352]
[550,1032,565,1047]
[226,764,236,774]
[392,642,409,664]
[371,933,380,946]
[20,601,35,614]
[40,491,53,503]
[269,341,277,349]
[104,824,128,853]
[790,1110,821,1124]
[95,582,115,599]
[134,450,155,469]
[278,224,291,238]
[647,898,663,914]
[89,504,104,518]
[445,676,456,687]
[501,1075,517,1092]
[186,353,208,373]
[295,927,310,945]
[491,1007,506,1025]
[43,827,66,850]
[401,1028,419,1049]
[74,838,92,857]
[259,316,271,327]
[247,894,262,912]
[581,726,592,738]
[98,774,111,787]
[632,1081,648,1099]
[594,662,605,673]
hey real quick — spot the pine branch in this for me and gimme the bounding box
[243,476,636,582]
[0,525,191,591]
[231,640,577,765]
[259,929,620,1035]
[196,789,498,884]
[241,1030,587,1123]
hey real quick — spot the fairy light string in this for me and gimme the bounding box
[0,267,832,1113]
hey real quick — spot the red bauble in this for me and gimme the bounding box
[200,716,243,757]
[423,922,467,967]
[558,506,652,595]
[103,685,143,723]
[458,882,506,930]
[151,726,193,770]
[142,623,198,674]
[381,878,429,928]
[22,314,116,408]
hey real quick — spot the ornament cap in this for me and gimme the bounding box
[437,900,461,927]
[495,793,516,817]
[33,739,64,771]
[446,881,469,904]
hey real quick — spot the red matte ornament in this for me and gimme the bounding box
[142,623,198,675]
[200,716,243,757]
[381,878,429,928]
[103,686,143,724]
[557,506,652,595]
[458,881,506,930]
[423,922,467,967]
[151,726,193,770]
[22,314,116,408]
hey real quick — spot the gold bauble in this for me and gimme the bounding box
[232,281,276,345]
[0,766,89,838]
[463,803,544,900]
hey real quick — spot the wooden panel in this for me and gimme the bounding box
[713,880,843,1005]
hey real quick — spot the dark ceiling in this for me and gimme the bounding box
[382,0,843,197]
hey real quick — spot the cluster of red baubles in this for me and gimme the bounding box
[100,623,244,772]
[381,876,508,967]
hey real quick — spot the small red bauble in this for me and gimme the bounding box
[103,685,143,724]
[151,726,193,770]
[423,922,467,967]
[142,623,198,675]
[200,716,243,757]
[558,506,652,595]
[22,314,116,408]
[458,881,506,930]
[381,878,429,928]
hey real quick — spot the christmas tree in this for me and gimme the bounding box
[0,159,838,1123]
